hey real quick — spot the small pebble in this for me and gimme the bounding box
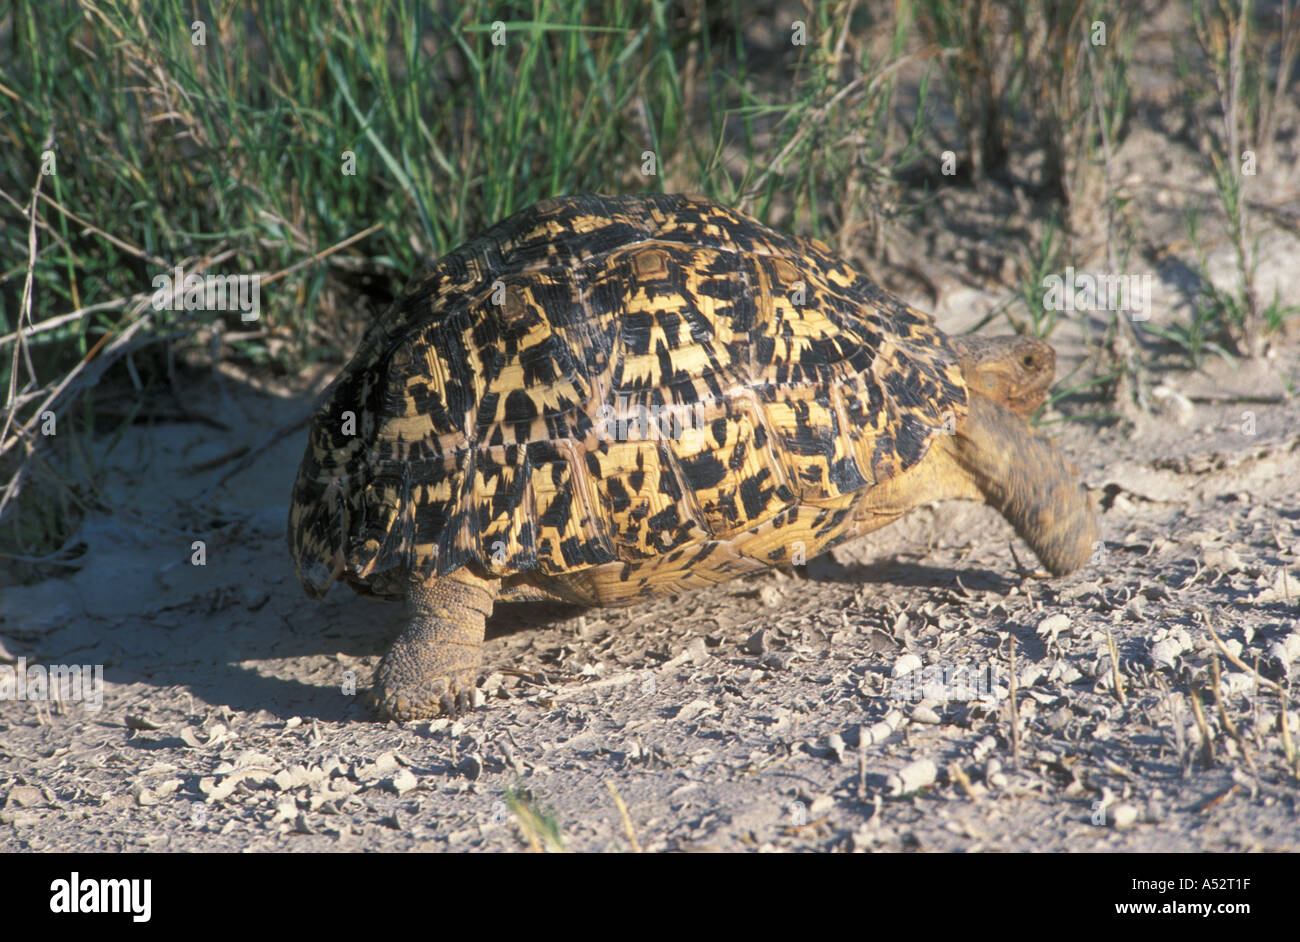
[892,654,923,678]
[1036,614,1070,641]
[1112,804,1139,829]
[888,758,937,796]
[388,769,417,796]
[808,794,834,817]
[1202,547,1243,573]
[912,701,942,725]
[1150,637,1186,670]
[6,786,43,808]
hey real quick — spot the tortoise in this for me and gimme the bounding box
[288,194,1099,721]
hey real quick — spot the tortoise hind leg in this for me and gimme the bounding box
[371,566,500,721]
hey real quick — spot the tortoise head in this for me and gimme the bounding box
[948,334,1056,418]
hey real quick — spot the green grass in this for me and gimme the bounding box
[1,0,932,380]
[915,0,1134,206]
[504,786,567,852]
[1182,0,1300,356]
[1149,206,1299,369]
[1015,213,1065,340]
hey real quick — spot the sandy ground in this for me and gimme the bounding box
[3,33,1299,852]
[4,280,1299,853]
[3,343,1298,852]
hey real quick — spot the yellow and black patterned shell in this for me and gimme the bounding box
[289,194,966,604]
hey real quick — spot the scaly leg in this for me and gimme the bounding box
[370,566,499,721]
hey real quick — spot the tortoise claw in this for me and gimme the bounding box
[436,687,476,719]
[371,671,477,722]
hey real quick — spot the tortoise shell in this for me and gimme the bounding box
[288,194,967,605]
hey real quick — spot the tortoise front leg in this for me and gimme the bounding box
[948,395,1100,576]
[370,566,500,721]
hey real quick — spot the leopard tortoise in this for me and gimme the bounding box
[288,194,1099,721]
